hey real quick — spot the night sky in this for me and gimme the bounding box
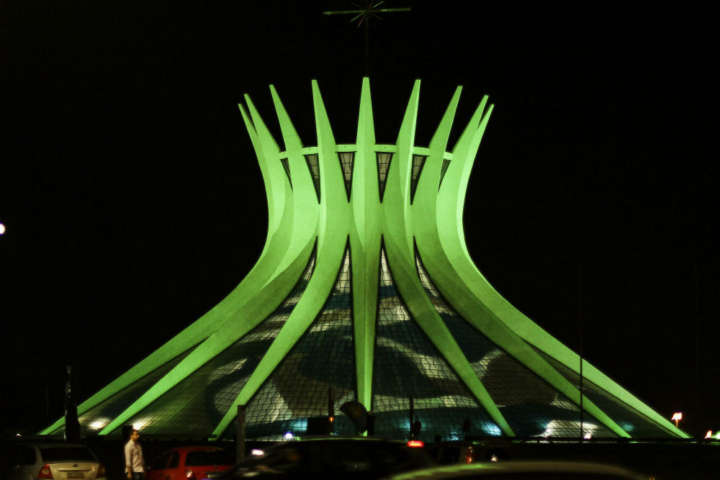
[2,2,716,437]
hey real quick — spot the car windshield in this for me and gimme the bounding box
[450,475,634,480]
[40,447,96,462]
[185,450,233,466]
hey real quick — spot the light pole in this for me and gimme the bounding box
[671,412,683,428]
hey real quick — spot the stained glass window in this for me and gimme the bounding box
[338,152,354,200]
[415,254,615,439]
[241,249,356,440]
[410,154,427,202]
[304,153,321,201]
[537,351,671,438]
[376,152,393,201]
[50,348,194,437]
[373,249,499,442]
[119,254,316,438]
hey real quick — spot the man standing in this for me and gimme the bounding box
[124,429,145,480]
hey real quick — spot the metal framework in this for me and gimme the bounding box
[40,78,688,441]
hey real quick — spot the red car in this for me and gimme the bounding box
[147,446,233,480]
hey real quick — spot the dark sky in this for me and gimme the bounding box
[2,1,716,437]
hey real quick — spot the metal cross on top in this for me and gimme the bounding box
[323,1,412,74]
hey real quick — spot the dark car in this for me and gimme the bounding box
[218,437,436,479]
[383,461,648,480]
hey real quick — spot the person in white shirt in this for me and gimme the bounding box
[124,429,145,480]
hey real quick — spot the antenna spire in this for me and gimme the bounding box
[323,1,412,74]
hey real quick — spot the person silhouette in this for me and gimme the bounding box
[124,429,145,480]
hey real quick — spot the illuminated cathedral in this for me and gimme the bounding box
[41,79,686,441]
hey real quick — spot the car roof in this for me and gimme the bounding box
[389,461,645,480]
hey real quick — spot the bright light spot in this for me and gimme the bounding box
[132,419,149,431]
[15,432,22,438]
[621,422,635,433]
[542,421,555,438]
[705,430,713,439]
[671,412,683,422]
[250,449,264,457]
[541,420,598,439]
[446,432,461,442]
[289,419,308,431]
[283,432,294,440]
[489,454,498,462]
[482,423,502,437]
[406,440,424,448]
[89,419,109,430]
[0,223,5,235]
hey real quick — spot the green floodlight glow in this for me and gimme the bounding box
[39,78,688,441]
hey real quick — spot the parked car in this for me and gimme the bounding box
[383,460,648,480]
[218,437,436,479]
[147,446,233,480]
[4,443,106,480]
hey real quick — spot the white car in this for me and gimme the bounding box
[5,443,107,480]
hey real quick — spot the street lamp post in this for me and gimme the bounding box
[671,412,683,428]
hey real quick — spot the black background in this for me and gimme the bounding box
[2,1,717,437]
